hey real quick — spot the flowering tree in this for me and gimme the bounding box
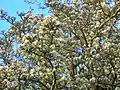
[0,0,120,89]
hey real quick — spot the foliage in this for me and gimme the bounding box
[0,0,120,89]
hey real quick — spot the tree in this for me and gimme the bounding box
[0,0,120,89]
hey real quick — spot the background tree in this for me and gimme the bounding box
[0,0,120,89]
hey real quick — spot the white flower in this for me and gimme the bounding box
[95,53,100,58]
[55,21,61,25]
[25,33,31,38]
[104,42,111,49]
[55,37,65,42]
[22,33,32,41]
[101,2,106,8]
[22,36,26,41]
[50,44,55,49]
[8,29,14,33]
[18,44,24,48]
[30,69,35,76]
[24,13,30,18]
[96,21,100,27]
[7,81,11,88]
[39,30,43,34]
[21,33,24,36]
[32,40,38,46]
[44,15,50,19]
[32,33,37,37]
[16,37,21,41]
[52,17,57,22]
[46,68,50,72]
[24,40,29,44]
[0,66,4,70]
[90,77,96,83]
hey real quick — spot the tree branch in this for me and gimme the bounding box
[19,76,50,90]
[98,82,120,87]
[91,8,120,46]
[98,0,110,17]
[109,59,117,89]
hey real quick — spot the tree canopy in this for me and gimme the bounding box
[0,0,120,90]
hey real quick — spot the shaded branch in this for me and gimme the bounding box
[109,59,117,89]
[80,28,88,47]
[98,0,110,17]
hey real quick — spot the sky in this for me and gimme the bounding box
[0,0,49,31]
